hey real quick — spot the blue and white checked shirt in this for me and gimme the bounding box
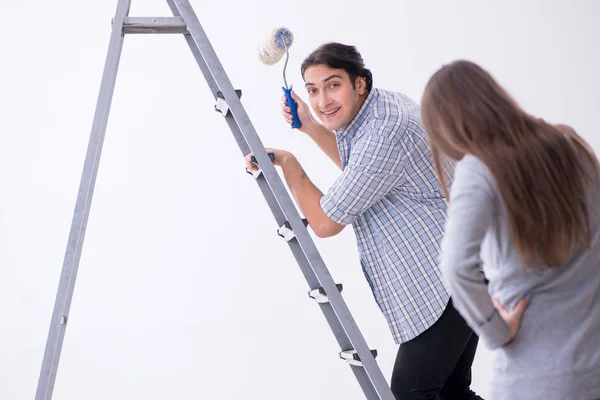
[320,88,454,344]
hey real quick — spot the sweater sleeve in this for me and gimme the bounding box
[440,156,511,349]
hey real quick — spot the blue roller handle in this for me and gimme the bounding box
[282,86,302,129]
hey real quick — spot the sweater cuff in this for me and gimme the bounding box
[478,310,511,350]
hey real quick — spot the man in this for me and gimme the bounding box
[245,42,483,400]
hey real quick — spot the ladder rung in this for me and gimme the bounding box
[245,153,275,179]
[277,219,309,241]
[214,90,242,116]
[246,168,262,179]
[250,152,275,167]
[121,17,188,34]
[308,283,343,303]
[339,349,378,367]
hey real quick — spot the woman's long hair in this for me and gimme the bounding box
[421,60,599,268]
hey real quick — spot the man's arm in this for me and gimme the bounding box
[279,153,345,237]
[245,130,408,238]
[245,149,345,238]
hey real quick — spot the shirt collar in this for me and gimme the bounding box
[335,88,377,140]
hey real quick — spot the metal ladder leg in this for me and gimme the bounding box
[35,1,132,399]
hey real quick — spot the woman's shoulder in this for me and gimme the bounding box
[452,154,497,194]
[456,154,491,175]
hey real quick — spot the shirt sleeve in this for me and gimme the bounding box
[320,130,407,225]
[439,156,511,350]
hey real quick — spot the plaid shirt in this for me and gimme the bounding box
[320,88,454,344]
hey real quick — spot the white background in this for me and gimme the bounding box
[1,1,598,399]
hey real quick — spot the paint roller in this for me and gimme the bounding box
[257,27,301,129]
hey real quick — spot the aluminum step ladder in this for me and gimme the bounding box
[34,1,395,399]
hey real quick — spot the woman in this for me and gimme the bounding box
[420,60,600,400]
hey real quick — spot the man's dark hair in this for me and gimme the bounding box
[300,42,373,92]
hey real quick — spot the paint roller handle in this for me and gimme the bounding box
[282,86,302,129]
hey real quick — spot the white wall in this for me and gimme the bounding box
[1,1,598,399]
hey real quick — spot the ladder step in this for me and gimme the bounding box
[250,152,275,167]
[277,219,309,241]
[246,152,275,179]
[340,349,378,367]
[214,90,242,116]
[308,283,343,303]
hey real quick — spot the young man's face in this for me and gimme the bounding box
[303,64,367,131]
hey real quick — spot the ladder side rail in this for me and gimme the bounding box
[35,1,132,399]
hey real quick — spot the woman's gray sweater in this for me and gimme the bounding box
[440,155,600,400]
